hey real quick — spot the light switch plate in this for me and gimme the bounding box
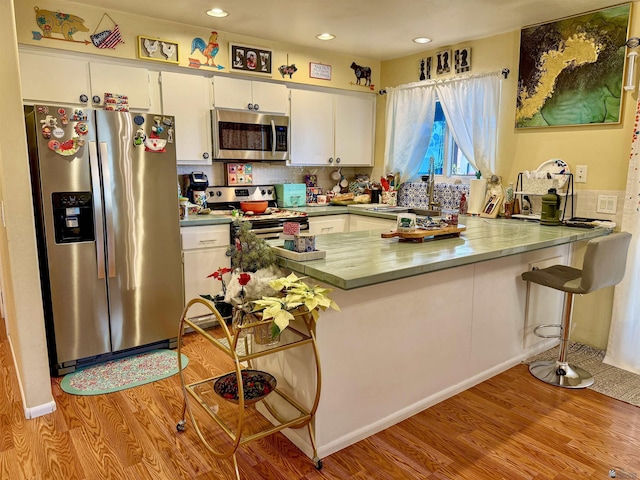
[596,195,617,214]
[575,165,588,183]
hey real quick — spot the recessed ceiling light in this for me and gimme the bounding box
[206,8,228,18]
[316,33,336,41]
[413,37,432,44]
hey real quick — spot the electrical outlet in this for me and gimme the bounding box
[575,165,588,183]
[596,195,617,214]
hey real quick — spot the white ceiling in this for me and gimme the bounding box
[68,0,629,61]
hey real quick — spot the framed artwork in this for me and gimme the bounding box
[454,47,471,74]
[516,3,631,128]
[230,43,272,75]
[419,57,431,81]
[137,36,179,64]
[310,62,332,80]
[436,49,451,76]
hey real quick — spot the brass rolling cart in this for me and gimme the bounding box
[176,298,323,479]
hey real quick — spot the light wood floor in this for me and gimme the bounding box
[2,319,640,479]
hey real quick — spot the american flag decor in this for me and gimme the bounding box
[95,25,124,49]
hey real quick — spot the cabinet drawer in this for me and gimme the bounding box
[181,225,230,250]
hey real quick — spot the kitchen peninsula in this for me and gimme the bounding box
[253,216,610,460]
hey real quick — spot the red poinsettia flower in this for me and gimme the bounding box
[207,266,232,280]
[238,272,251,286]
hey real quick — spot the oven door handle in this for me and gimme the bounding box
[249,226,284,234]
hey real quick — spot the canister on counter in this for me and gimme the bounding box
[396,213,416,233]
[441,209,459,226]
[294,234,316,253]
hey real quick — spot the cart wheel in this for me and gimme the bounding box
[314,457,323,470]
[176,420,186,432]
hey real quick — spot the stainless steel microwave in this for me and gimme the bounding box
[211,109,289,161]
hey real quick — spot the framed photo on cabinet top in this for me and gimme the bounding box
[230,43,272,75]
[137,36,179,64]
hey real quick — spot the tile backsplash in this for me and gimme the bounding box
[177,163,372,193]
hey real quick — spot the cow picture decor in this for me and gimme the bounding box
[350,61,373,89]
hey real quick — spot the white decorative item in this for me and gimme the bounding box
[625,50,638,91]
[468,178,487,215]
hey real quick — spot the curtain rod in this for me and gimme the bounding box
[378,68,510,95]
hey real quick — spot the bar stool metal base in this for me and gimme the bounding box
[529,360,594,389]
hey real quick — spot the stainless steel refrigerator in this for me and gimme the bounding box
[25,105,183,375]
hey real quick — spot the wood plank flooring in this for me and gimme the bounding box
[2,319,640,479]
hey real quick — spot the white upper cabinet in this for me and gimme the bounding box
[160,71,212,165]
[212,76,288,114]
[290,89,375,166]
[89,63,151,110]
[19,50,152,110]
[290,89,334,166]
[20,51,91,106]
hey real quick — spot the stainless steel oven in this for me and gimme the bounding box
[206,186,308,240]
[211,109,289,161]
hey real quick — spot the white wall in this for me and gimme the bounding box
[0,0,55,417]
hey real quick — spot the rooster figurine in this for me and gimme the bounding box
[190,31,224,70]
[143,38,159,57]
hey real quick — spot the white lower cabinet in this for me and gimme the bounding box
[348,215,395,232]
[181,225,230,323]
[308,215,349,235]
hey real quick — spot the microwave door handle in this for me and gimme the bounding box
[271,119,276,156]
[99,141,117,278]
[89,141,106,279]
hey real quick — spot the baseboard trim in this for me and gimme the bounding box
[7,335,57,419]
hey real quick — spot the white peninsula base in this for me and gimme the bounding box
[258,243,569,460]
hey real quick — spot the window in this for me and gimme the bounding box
[418,102,476,178]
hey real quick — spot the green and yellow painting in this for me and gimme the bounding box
[516,4,631,128]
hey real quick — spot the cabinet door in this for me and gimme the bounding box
[251,81,288,114]
[89,63,151,110]
[19,51,91,106]
[349,215,395,232]
[181,225,231,320]
[335,94,375,166]
[212,76,253,110]
[309,215,349,235]
[161,72,212,165]
[290,89,334,166]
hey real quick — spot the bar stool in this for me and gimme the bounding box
[521,232,632,388]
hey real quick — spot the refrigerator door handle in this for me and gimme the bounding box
[99,141,117,278]
[89,141,106,280]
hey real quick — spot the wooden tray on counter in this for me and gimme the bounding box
[381,225,465,242]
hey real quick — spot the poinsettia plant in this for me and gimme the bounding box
[252,273,340,336]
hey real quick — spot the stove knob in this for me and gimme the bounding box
[216,191,222,197]
[267,189,273,195]
[261,189,266,195]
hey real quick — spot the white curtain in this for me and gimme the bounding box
[436,72,501,177]
[384,71,502,181]
[603,98,640,375]
[383,83,437,182]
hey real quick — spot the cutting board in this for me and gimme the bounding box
[381,224,466,242]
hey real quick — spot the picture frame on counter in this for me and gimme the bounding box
[309,62,332,80]
[230,43,272,75]
[137,36,179,64]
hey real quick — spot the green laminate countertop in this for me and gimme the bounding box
[271,216,610,290]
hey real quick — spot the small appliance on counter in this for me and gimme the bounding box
[186,171,209,207]
[275,183,307,207]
